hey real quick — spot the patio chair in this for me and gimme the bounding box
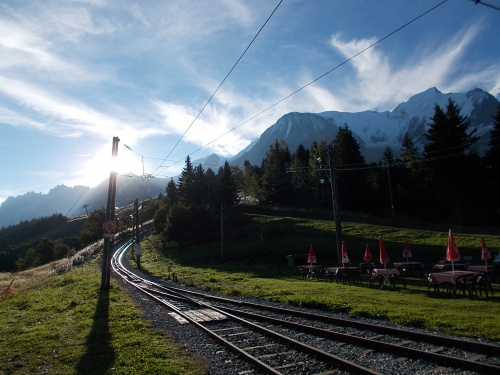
[475,272,494,297]
[456,274,477,298]
[298,266,309,280]
[427,274,451,296]
[311,267,326,280]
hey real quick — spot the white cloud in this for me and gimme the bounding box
[0,76,161,142]
[326,24,490,111]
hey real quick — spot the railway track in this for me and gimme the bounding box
[112,240,500,374]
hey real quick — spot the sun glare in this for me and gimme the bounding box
[78,144,143,188]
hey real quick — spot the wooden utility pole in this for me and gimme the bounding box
[220,204,224,263]
[100,136,119,290]
[328,147,342,267]
[386,161,396,219]
[134,198,142,268]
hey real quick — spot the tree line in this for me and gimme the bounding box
[0,214,80,271]
[153,159,244,248]
[0,199,162,272]
[2,99,499,270]
[155,99,500,249]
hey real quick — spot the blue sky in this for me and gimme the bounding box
[0,0,499,205]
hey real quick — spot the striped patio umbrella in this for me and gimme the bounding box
[379,237,390,268]
[341,241,350,266]
[403,240,412,262]
[363,244,373,262]
[307,244,317,265]
[481,237,491,267]
[445,229,461,273]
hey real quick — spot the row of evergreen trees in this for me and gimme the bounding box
[154,160,244,247]
[239,99,499,225]
[156,99,500,246]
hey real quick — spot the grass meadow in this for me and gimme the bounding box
[1,212,499,374]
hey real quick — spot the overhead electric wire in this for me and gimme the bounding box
[151,0,284,177]
[472,0,500,11]
[153,0,449,176]
[65,186,90,217]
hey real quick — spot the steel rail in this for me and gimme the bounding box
[112,240,380,374]
[113,243,380,375]
[133,282,500,374]
[152,281,500,357]
[111,238,500,374]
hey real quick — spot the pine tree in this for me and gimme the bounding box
[177,155,194,200]
[397,133,425,218]
[485,105,500,181]
[400,132,421,174]
[290,144,310,189]
[165,178,178,207]
[423,99,478,185]
[261,139,292,204]
[423,99,482,223]
[218,161,240,208]
[308,140,329,188]
[332,124,368,211]
[485,105,500,221]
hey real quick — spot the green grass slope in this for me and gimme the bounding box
[138,214,500,342]
[0,260,208,375]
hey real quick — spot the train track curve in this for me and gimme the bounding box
[111,239,500,374]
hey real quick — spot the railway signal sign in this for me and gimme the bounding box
[103,220,117,234]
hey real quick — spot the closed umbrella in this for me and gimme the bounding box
[307,244,317,265]
[481,237,491,267]
[364,244,373,262]
[379,237,390,268]
[341,241,350,267]
[445,229,461,273]
[403,240,412,262]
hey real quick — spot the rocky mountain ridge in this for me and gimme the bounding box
[1,87,497,227]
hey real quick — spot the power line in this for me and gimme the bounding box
[472,0,500,11]
[152,0,449,176]
[151,0,284,177]
[65,186,89,217]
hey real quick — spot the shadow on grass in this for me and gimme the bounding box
[77,289,115,375]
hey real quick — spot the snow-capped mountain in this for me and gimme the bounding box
[231,112,338,166]
[232,87,499,166]
[1,87,498,227]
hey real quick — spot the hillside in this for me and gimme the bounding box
[0,174,168,228]
[0,214,87,247]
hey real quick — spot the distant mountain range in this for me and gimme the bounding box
[0,174,168,228]
[230,87,499,166]
[1,87,498,228]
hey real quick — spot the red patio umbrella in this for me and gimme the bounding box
[341,241,350,266]
[403,240,412,261]
[307,244,317,265]
[379,237,390,268]
[363,244,373,262]
[481,237,491,267]
[445,229,461,273]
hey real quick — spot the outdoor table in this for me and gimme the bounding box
[326,267,360,284]
[359,262,375,274]
[371,268,401,289]
[432,261,467,272]
[393,262,425,276]
[467,265,498,282]
[298,265,324,280]
[428,270,479,295]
